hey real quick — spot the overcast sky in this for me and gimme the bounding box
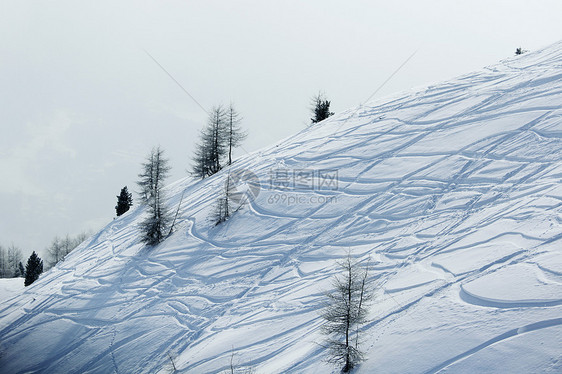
[1,0,561,260]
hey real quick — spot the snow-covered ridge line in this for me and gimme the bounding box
[1,41,561,373]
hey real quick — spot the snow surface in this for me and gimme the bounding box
[0,278,25,304]
[1,42,562,373]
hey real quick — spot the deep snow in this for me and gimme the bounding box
[1,42,561,373]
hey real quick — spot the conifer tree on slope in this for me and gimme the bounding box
[192,106,227,178]
[24,251,43,286]
[310,92,334,125]
[322,255,372,372]
[137,146,172,246]
[192,104,247,178]
[115,186,133,216]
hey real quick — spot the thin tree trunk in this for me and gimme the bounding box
[228,111,233,165]
[345,260,352,371]
[356,262,368,350]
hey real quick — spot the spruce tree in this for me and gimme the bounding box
[115,186,133,216]
[24,251,43,286]
[310,92,334,125]
[137,146,172,246]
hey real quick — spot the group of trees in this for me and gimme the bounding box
[1,233,84,286]
[192,104,246,179]
[45,232,89,269]
[130,104,249,245]
[191,104,247,225]
[0,231,86,285]
[0,244,24,278]
[123,94,333,244]
[119,93,332,243]
[129,94,335,242]
[0,243,44,287]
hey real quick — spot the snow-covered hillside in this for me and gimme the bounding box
[1,42,562,374]
[0,279,25,305]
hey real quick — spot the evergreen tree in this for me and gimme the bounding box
[310,92,334,125]
[24,251,43,286]
[115,186,134,216]
[137,146,172,246]
[321,255,372,372]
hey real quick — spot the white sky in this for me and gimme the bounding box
[1,0,561,260]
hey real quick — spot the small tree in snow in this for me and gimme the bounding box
[214,174,234,226]
[321,255,372,372]
[24,251,43,286]
[137,146,172,246]
[310,92,334,125]
[115,186,133,216]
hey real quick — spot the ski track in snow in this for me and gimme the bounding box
[1,42,562,373]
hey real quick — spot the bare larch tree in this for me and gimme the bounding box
[138,146,172,246]
[321,255,372,372]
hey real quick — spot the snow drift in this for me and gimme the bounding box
[1,42,562,373]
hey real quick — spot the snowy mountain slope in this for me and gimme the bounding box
[1,42,562,373]
[0,279,24,305]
